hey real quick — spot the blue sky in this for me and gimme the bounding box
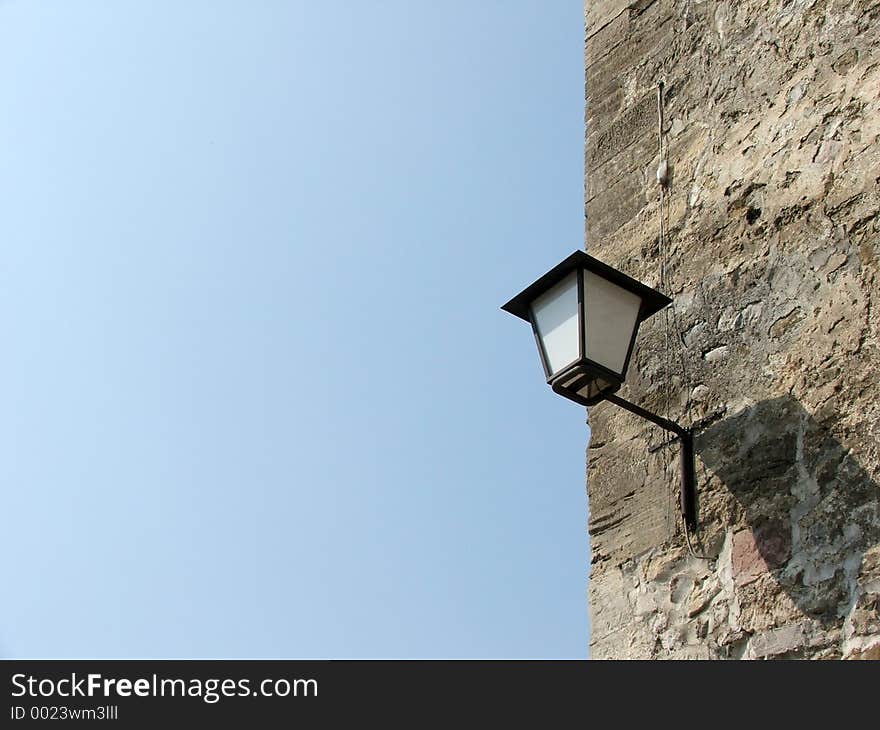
[0,1,588,658]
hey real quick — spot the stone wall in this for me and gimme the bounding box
[584,0,880,659]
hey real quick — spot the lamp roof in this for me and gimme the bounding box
[501,250,672,322]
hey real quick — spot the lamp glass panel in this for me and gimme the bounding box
[531,272,579,376]
[583,270,642,375]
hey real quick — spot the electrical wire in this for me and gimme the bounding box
[656,81,710,561]
[657,82,675,537]
[684,514,713,560]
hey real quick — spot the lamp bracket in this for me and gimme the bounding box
[603,393,698,533]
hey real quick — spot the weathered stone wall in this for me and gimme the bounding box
[585,0,880,659]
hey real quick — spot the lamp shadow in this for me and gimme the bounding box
[695,395,880,630]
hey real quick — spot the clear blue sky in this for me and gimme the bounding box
[0,1,588,658]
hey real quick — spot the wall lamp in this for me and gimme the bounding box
[502,251,697,531]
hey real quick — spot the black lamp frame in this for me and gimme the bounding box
[502,251,672,406]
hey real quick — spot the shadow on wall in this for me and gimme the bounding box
[696,395,880,631]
